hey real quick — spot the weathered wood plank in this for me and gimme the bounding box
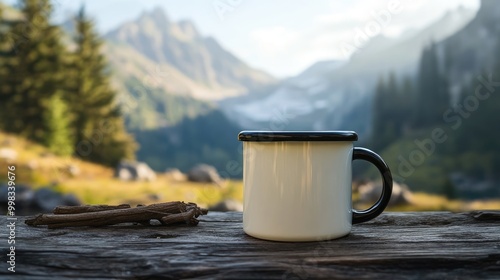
[1,212,499,279]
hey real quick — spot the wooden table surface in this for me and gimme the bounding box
[2,211,500,279]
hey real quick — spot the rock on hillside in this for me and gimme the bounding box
[187,164,222,184]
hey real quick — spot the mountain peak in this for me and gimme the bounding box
[140,6,170,26]
[177,20,199,38]
[478,0,500,20]
[300,60,345,76]
[105,6,275,100]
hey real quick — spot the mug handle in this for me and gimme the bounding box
[352,147,393,224]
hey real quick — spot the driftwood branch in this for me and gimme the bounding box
[25,201,208,229]
[53,204,131,214]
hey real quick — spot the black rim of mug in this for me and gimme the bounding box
[238,131,358,142]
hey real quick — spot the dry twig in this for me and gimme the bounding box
[25,201,208,229]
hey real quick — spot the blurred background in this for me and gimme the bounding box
[1,0,499,214]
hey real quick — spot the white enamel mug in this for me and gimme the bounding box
[238,131,393,242]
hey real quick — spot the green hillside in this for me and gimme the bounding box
[0,131,243,208]
[133,109,242,173]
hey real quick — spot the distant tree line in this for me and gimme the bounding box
[0,0,135,166]
[371,37,500,187]
[372,42,451,151]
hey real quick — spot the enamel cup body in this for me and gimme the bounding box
[238,131,393,242]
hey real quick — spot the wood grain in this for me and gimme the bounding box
[2,211,499,279]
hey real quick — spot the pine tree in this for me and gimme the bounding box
[43,93,73,156]
[494,32,500,82]
[372,76,386,138]
[395,77,415,137]
[0,5,8,129]
[386,72,398,124]
[0,5,6,51]
[414,42,450,128]
[0,0,69,142]
[451,35,500,179]
[68,6,136,166]
[372,76,394,150]
[0,4,18,129]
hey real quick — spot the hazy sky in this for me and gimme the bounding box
[4,0,480,78]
